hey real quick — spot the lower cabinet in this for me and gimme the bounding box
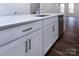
[0,29,42,56]
[43,24,54,55]
[0,16,59,56]
[53,22,58,43]
[25,29,42,56]
[43,22,58,55]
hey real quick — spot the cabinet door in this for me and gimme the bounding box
[43,17,58,55]
[53,22,58,43]
[43,24,54,55]
[0,38,25,56]
[25,29,42,56]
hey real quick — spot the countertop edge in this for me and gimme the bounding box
[0,14,63,31]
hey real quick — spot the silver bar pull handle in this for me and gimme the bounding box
[52,25,55,32]
[28,39,31,50]
[23,28,32,32]
[25,41,28,52]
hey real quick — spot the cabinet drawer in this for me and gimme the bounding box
[0,21,42,46]
[43,16,58,26]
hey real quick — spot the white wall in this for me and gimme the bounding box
[59,3,79,17]
[74,3,79,17]
[40,3,60,13]
[1,3,79,17]
[0,3,30,16]
[64,3,75,16]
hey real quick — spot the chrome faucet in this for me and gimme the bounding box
[36,8,40,14]
[36,8,44,14]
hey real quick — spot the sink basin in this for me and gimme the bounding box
[35,15,49,17]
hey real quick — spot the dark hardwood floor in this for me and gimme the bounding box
[46,17,79,56]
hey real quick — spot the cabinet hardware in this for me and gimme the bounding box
[23,28,32,32]
[28,39,31,50]
[52,25,55,32]
[25,41,28,52]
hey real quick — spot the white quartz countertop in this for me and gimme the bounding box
[0,13,63,30]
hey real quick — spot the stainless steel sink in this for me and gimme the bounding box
[35,15,49,17]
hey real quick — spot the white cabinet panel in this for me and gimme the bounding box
[0,20,42,56]
[25,29,42,56]
[53,21,58,43]
[43,17,58,55]
[43,24,54,55]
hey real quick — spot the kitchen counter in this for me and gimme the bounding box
[0,13,63,31]
[0,13,64,56]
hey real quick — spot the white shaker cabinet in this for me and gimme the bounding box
[43,24,54,55]
[0,20,42,56]
[25,29,42,56]
[0,15,60,56]
[43,17,58,55]
[0,29,42,56]
[52,21,58,43]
